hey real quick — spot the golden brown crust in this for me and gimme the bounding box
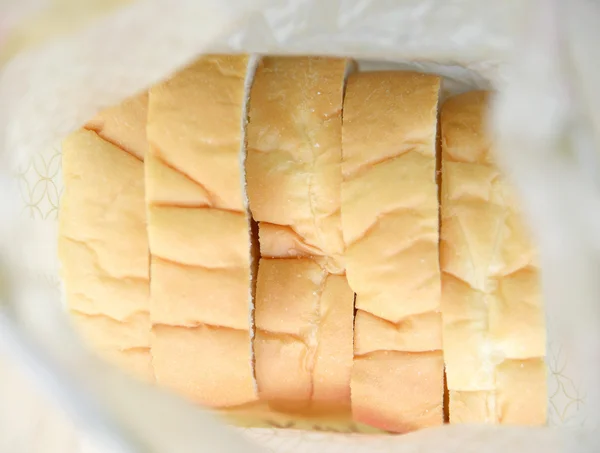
[254,258,324,336]
[439,91,493,165]
[59,94,152,380]
[254,258,354,413]
[351,351,444,433]
[258,223,323,259]
[254,331,313,412]
[246,57,350,271]
[254,259,331,411]
[341,71,440,178]
[147,55,249,212]
[59,234,149,321]
[150,257,250,330]
[448,390,494,424]
[247,57,354,414]
[61,68,549,429]
[60,129,148,289]
[70,311,151,350]
[354,310,442,355]
[342,72,441,325]
[146,55,257,407]
[440,91,546,425]
[85,92,149,161]
[495,358,547,425]
[144,152,212,207]
[151,324,256,407]
[312,274,354,412]
[342,71,442,432]
[147,206,248,268]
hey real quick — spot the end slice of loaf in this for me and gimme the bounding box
[440,90,546,425]
[59,92,152,382]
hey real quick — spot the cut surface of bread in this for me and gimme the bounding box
[247,57,354,413]
[59,93,152,383]
[146,55,258,407]
[341,71,443,433]
[440,90,546,425]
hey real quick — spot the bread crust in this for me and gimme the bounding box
[146,55,257,407]
[440,91,547,425]
[247,57,354,412]
[342,71,443,432]
[60,93,152,383]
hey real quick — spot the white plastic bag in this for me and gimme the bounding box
[1,0,599,451]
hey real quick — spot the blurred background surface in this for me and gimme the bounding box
[1,3,130,452]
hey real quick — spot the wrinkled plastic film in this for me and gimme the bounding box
[1,0,599,451]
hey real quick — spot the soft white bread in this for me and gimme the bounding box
[253,258,354,412]
[59,93,152,382]
[254,259,324,336]
[252,261,354,413]
[69,311,154,381]
[148,207,248,270]
[150,257,249,330]
[440,91,546,425]
[70,311,151,350]
[312,274,354,411]
[342,72,441,323]
[258,222,323,259]
[449,359,546,425]
[253,258,321,410]
[247,57,354,412]
[85,92,149,161]
[59,231,148,320]
[151,324,256,407]
[352,351,444,432]
[246,56,352,273]
[146,55,257,407]
[353,310,442,355]
[342,71,443,432]
[147,55,251,211]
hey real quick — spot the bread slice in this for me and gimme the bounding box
[253,258,355,413]
[246,56,354,274]
[253,258,323,411]
[70,311,151,350]
[85,92,149,161]
[151,324,256,407]
[352,350,444,432]
[146,55,258,407]
[312,274,355,411]
[59,93,152,382]
[246,57,354,413]
[341,71,443,432]
[440,90,546,425]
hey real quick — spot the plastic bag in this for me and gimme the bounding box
[0,0,598,451]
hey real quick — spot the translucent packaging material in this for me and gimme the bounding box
[0,0,599,451]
